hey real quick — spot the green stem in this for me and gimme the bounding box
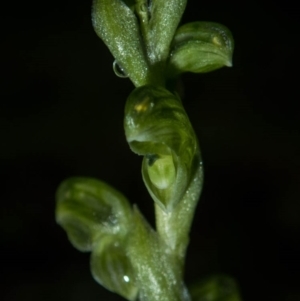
[127,207,192,301]
[155,155,204,263]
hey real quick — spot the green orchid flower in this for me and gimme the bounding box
[124,85,200,211]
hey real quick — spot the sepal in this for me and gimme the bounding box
[55,177,132,251]
[91,235,138,301]
[167,22,234,76]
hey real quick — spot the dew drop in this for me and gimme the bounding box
[113,61,128,78]
[123,275,130,283]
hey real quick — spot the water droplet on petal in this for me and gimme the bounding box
[113,60,128,78]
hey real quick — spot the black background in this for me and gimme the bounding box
[1,0,300,300]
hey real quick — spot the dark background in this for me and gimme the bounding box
[1,0,300,300]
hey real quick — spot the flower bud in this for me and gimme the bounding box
[167,21,234,76]
[91,236,138,301]
[55,177,132,251]
[124,85,199,211]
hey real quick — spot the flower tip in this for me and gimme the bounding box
[225,59,233,67]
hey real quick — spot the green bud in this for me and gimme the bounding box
[189,275,242,301]
[55,177,132,251]
[92,0,149,86]
[167,22,234,77]
[91,235,138,301]
[141,0,187,63]
[124,85,200,212]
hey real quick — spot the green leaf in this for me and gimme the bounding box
[92,0,149,86]
[91,235,138,301]
[124,85,199,212]
[190,275,242,301]
[55,177,132,252]
[167,22,234,77]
